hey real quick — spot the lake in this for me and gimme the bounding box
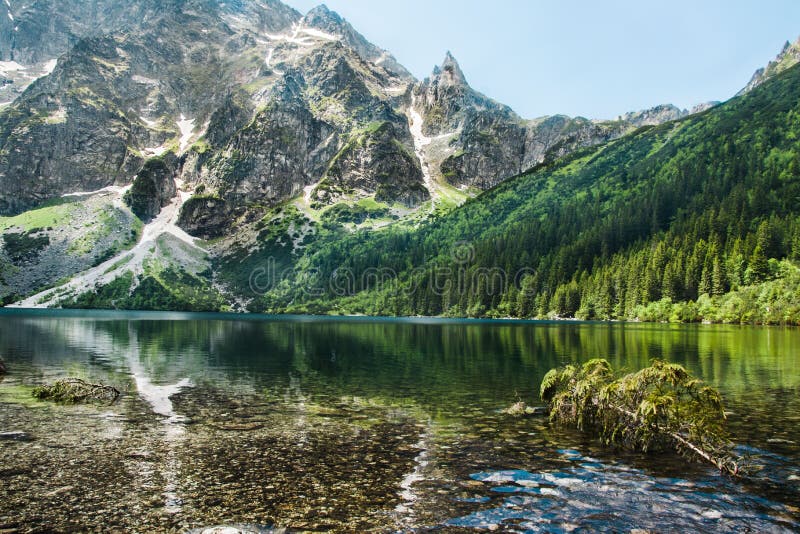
[0,310,799,532]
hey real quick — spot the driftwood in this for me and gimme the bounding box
[540,359,741,476]
[32,378,120,405]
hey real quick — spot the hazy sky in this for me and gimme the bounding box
[283,0,800,120]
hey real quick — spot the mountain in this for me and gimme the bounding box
[739,36,800,95]
[0,0,795,320]
[213,60,800,324]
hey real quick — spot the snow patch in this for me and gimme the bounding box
[384,84,407,95]
[408,94,438,212]
[264,47,285,75]
[176,114,196,154]
[263,18,337,48]
[42,58,57,75]
[140,116,158,128]
[299,27,339,41]
[131,74,159,86]
[143,145,168,158]
[0,60,24,73]
[61,185,128,198]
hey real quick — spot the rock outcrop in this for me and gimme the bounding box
[123,154,178,221]
[314,121,428,207]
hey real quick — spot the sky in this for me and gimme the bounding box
[283,0,800,120]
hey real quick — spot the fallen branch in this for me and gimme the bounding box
[540,359,742,476]
[32,378,120,405]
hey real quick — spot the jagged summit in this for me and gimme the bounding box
[306,4,340,22]
[303,3,413,80]
[619,104,687,127]
[739,35,800,95]
[432,51,468,86]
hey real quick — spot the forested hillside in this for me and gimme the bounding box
[232,61,800,324]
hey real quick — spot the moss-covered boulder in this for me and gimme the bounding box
[32,378,120,404]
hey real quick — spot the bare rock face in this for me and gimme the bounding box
[178,38,422,236]
[415,53,637,190]
[619,104,688,128]
[303,4,413,80]
[123,154,179,221]
[177,195,232,240]
[202,74,337,209]
[0,0,302,216]
[314,121,428,207]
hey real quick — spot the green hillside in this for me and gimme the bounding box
[229,61,800,325]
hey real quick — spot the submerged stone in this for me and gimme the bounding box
[0,431,33,442]
[32,378,120,405]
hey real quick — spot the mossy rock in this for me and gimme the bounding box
[32,378,120,405]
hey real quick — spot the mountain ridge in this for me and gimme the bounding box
[0,0,796,315]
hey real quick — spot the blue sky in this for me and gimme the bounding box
[283,0,800,120]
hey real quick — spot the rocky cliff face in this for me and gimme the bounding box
[124,154,179,221]
[619,104,687,128]
[0,1,307,215]
[414,53,647,190]
[314,121,428,207]
[176,23,421,235]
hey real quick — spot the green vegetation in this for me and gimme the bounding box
[230,62,800,324]
[540,359,739,475]
[321,201,392,225]
[63,266,226,312]
[0,198,75,232]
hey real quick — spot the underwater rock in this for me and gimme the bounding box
[503,401,547,417]
[0,431,33,442]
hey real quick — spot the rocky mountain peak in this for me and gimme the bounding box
[738,35,800,95]
[305,4,340,24]
[302,3,413,80]
[618,104,687,127]
[432,51,467,86]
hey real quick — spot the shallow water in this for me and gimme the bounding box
[0,310,798,532]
